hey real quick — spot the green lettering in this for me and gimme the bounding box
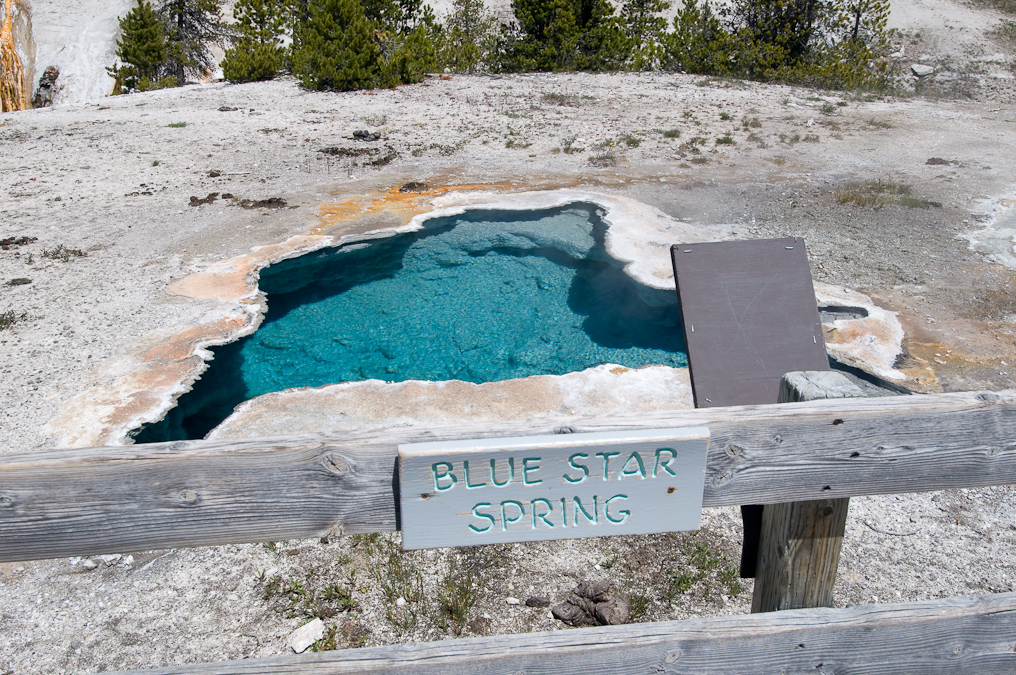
[500,500,525,531]
[464,460,486,489]
[653,448,678,477]
[432,461,457,492]
[563,453,589,484]
[605,494,630,524]
[596,452,621,480]
[531,498,555,528]
[560,497,569,527]
[573,495,598,525]
[490,457,515,487]
[522,457,543,485]
[469,503,495,533]
[618,452,646,480]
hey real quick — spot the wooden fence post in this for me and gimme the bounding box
[751,371,866,613]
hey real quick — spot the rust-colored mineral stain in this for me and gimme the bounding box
[141,316,248,363]
[312,184,511,234]
[166,235,327,302]
[0,0,29,112]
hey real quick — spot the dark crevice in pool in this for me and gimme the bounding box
[133,203,688,443]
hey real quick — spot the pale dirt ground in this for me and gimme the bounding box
[4,1,1016,672]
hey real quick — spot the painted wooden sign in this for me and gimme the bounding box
[398,427,710,550]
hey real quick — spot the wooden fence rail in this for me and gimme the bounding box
[2,388,1016,562]
[112,592,1016,674]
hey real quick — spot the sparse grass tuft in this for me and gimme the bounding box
[715,134,735,145]
[803,134,820,143]
[167,121,187,128]
[41,245,86,262]
[835,179,930,208]
[367,535,424,634]
[971,0,1016,14]
[589,151,618,167]
[0,310,28,330]
[620,133,641,148]
[741,116,762,129]
[541,92,580,107]
[561,135,584,154]
[719,111,731,121]
[662,128,681,138]
[437,563,477,636]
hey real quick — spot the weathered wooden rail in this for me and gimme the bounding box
[4,388,1016,674]
[2,389,1015,562]
[113,592,1016,674]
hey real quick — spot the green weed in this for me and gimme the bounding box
[167,121,187,128]
[41,245,86,262]
[620,133,641,148]
[662,128,681,138]
[0,310,27,330]
[834,179,930,208]
[437,564,478,635]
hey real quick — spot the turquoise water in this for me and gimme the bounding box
[135,204,687,442]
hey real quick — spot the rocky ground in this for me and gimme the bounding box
[3,2,1016,672]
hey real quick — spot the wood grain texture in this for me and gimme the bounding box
[3,389,1016,562]
[751,370,859,612]
[114,592,1016,674]
[752,497,850,612]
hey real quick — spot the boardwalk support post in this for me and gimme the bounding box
[752,371,865,612]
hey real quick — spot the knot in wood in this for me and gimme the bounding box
[320,453,352,476]
[664,650,681,663]
[178,489,200,506]
[724,443,744,458]
[0,495,14,508]
[976,392,1001,403]
[168,441,189,451]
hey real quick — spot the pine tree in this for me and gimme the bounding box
[362,0,439,84]
[109,1,171,91]
[291,0,383,91]
[221,0,287,82]
[157,0,228,84]
[439,0,496,73]
[620,0,669,70]
[504,0,625,72]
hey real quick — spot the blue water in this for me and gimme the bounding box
[134,204,687,442]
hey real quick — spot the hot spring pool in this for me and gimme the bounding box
[135,203,688,442]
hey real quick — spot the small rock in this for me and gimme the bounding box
[505,597,520,605]
[288,618,325,654]
[218,106,238,112]
[806,118,814,127]
[395,597,407,607]
[6,278,31,286]
[81,559,98,570]
[352,130,381,141]
[32,65,60,108]
[399,181,429,193]
[525,596,550,608]
[208,169,221,177]
[911,64,935,78]
[98,554,121,566]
